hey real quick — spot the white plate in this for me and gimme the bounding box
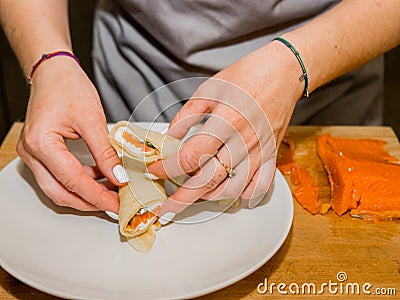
[0,123,293,300]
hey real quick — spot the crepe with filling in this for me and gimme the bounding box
[109,121,182,252]
[117,161,166,237]
[109,120,182,163]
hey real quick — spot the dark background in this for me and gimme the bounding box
[1,1,399,143]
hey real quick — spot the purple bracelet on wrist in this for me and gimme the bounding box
[28,51,81,85]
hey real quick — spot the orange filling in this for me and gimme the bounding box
[122,131,154,153]
[129,206,160,230]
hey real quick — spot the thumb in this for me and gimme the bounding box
[80,121,127,186]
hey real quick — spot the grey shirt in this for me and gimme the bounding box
[92,0,383,125]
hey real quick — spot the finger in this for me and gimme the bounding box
[77,117,127,186]
[147,114,236,179]
[84,166,119,192]
[159,154,229,220]
[23,134,120,212]
[98,180,118,192]
[167,97,215,139]
[203,156,275,205]
[18,146,109,212]
[83,165,104,179]
[201,157,250,201]
[201,140,261,200]
[201,123,276,201]
[167,77,253,139]
[241,158,276,208]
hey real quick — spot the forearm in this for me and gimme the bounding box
[0,0,71,78]
[281,0,400,95]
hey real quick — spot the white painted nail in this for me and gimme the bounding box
[248,194,265,209]
[159,212,176,225]
[144,172,159,180]
[113,165,128,183]
[105,211,119,221]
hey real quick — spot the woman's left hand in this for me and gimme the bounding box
[147,40,304,223]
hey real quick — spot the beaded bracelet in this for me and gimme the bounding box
[28,51,81,85]
[273,37,309,98]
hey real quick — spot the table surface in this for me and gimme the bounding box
[1,122,399,299]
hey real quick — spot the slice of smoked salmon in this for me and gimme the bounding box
[277,138,320,215]
[277,138,296,175]
[317,134,400,220]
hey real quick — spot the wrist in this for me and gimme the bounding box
[260,41,305,102]
[280,31,323,95]
[28,54,85,90]
[28,51,80,84]
[21,45,73,78]
[273,37,309,98]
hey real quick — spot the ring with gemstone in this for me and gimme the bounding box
[215,155,236,178]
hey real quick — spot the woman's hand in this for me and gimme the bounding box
[17,57,126,213]
[147,41,305,223]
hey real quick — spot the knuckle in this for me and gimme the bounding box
[229,110,247,130]
[97,145,118,163]
[201,159,229,191]
[36,181,69,207]
[204,172,223,191]
[16,140,26,157]
[23,127,58,155]
[51,196,69,207]
[172,110,183,124]
[244,132,261,149]
[22,131,40,154]
[88,196,102,209]
[179,151,200,173]
[83,107,106,126]
[60,172,82,194]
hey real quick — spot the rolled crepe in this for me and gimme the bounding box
[109,120,182,163]
[126,223,161,253]
[118,161,166,238]
[109,121,182,253]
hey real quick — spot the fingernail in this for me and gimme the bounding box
[105,210,119,221]
[113,164,128,183]
[144,172,159,180]
[159,212,176,225]
[248,194,265,209]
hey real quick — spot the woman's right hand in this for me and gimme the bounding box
[16,56,126,213]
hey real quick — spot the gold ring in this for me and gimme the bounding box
[215,155,236,178]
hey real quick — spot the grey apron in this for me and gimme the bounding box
[92,0,383,125]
